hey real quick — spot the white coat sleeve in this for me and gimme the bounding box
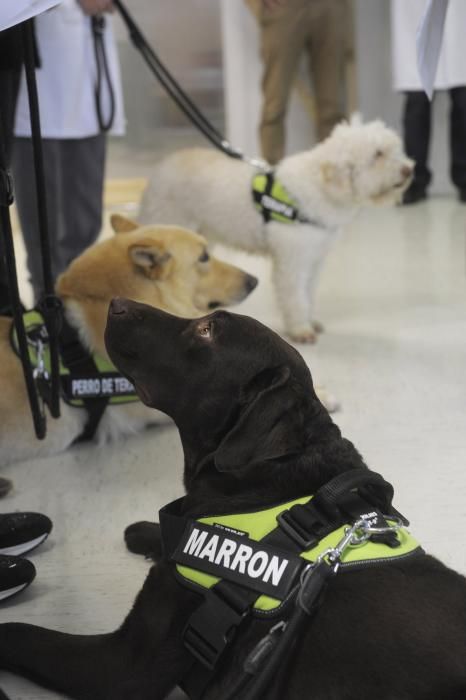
[0,0,62,32]
[416,0,449,98]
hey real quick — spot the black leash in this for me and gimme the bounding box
[114,0,263,166]
[222,560,335,700]
[91,15,116,133]
[0,20,60,440]
[21,19,63,422]
[0,19,62,439]
[0,107,46,439]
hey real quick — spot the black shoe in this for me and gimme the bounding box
[402,185,428,205]
[0,513,53,557]
[0,554,36,602]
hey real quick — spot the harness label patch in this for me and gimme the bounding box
[61,373,135,400]
[173,521,303,599]
[260,194,295,220]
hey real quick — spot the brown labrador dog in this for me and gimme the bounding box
[0,301,465,700]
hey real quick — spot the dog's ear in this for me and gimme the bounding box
[214,365,304,472]
[320,162,342,187]
[129,240,173,280]
[320,161,354,199]
[111,214,139,234]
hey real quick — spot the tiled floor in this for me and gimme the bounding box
[1,194,466,698]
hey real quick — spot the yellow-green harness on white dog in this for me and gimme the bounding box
[252,171,320,226]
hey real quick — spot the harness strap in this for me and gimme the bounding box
[253,171,334,228]
[58,317,109,441]
[22,19,63,421]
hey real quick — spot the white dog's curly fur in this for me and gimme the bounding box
[140,118,413,342]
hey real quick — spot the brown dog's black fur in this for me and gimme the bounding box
[0,300,465,699]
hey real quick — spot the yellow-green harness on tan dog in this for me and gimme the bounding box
[10,310,139,408]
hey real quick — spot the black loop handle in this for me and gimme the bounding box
[313,469,394,517]
[114,0,244,161]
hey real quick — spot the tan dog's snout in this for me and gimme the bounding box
[195,261,258,311]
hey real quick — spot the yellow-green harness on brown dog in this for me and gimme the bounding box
[174,494,420,613]
[159,468,422,695]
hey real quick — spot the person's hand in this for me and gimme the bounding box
[77,0,113,15]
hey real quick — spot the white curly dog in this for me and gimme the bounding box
[140,119,413,343]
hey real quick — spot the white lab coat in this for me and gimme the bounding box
[0,0,61,31]
[391,0,466,91]
[14,0,125,138]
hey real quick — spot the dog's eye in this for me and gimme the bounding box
[199,250,210,263]
[197,321,212,339]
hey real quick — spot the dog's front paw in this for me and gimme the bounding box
[124,521,163,562]
[312,320,325,334]
[288,328,318,344]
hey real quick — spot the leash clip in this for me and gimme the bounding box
[317,515,404,572]
[30,338,49,383]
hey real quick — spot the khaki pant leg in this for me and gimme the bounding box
[259,2,308,164]
[306,0,347,141]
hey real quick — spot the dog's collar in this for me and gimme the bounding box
[252,171,324,227]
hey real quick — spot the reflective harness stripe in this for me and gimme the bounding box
[10,310,139,408]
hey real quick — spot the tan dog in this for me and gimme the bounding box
[0,216,257,470]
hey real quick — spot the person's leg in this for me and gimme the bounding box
[402,91,432,203]
[0,69,21,165]
[0,66,22,314]
[12,138,63,300]
[57,134,106,273]
[259,2,308,164]
[306,0,346,141]
[449,86,466,198]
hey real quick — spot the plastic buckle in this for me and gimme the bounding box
[0,168,14,206]
[183,593,247,670]
[92,15,106,34]
[276,510,319,551]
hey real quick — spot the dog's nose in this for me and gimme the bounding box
[401,164,414,178]
[109,297,128,315]
[245,274,258,293]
